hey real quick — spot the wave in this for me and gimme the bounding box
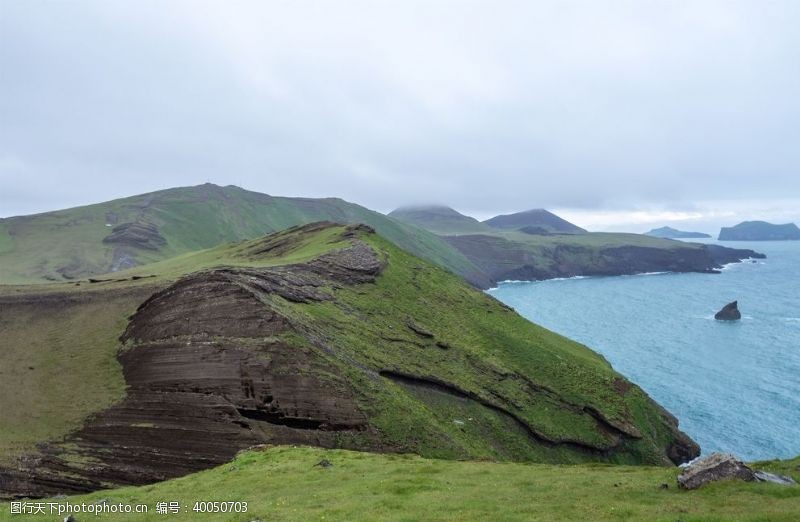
[720,257,764,271]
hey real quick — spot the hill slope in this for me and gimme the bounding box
[0,223,698,498]
[388,205,490,235]
[484,209,587,234]
[719,221,800,241]
[0,184,488,287]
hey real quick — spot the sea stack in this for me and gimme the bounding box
[715,301,741,321]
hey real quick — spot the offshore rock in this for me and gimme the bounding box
[715,301,741,321]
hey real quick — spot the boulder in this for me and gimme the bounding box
[715,301,741,321]
[677,453,755,489]
[754,471,797,486]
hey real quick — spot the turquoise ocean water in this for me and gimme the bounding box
[489,240,800,461]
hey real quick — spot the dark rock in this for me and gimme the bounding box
[659,483,669,489]
[715,301,741,321]
[102,222,167,251]
[314,459,333,468]
[754,471,797,486]
[677,453,756,489]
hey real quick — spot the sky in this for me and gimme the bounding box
[1,0,799,232]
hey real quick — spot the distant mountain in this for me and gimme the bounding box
[388,205,490,235]
[483,209,586,234]
[645,226,711,239]
[718,221,800,241]
[0,184,488,287]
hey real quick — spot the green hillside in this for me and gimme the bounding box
[388,205,492,235]
[0,223,697,498]
[0,183,488,287]
[483,208,587,234]
[2,447,798,521]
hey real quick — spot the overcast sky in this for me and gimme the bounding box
[1,1,799,232]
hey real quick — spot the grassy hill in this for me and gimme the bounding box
[2,447,798,521]
[0,223,698,498]
[484,208,587,234]
[388,205,492,235]
[0,184,488,287]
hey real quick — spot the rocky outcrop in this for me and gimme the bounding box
[102,222,166,251]
[678,453,756,489]
[715,301,741,321]
[754,471,798,486]
[678,453,797,489]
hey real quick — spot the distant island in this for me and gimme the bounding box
[645,226,711,239]
[718,221,800,241]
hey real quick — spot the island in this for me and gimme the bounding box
[645,226,711,239]
[718,221,800,241]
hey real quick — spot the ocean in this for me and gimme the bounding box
[489,240,800,461]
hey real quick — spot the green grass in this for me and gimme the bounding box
[0,285,151,462]
[2,446,797,521]
[387,206,493,235]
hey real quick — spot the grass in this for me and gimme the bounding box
[0,285,152,462]
[1,446,798,521]
[289,231,685,464]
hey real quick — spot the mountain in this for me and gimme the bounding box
[388,205,491,235]
[645,226,711,239]
[718,221,800,241]
[0,223,698,498]
[0,183,488,287]
[483,209,587,234]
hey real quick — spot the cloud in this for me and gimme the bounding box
[1,0,799,228]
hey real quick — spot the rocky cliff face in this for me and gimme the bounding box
[0,223,699,499]
[444,235,764,285]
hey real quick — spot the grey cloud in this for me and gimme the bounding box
[1,0,799,228]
